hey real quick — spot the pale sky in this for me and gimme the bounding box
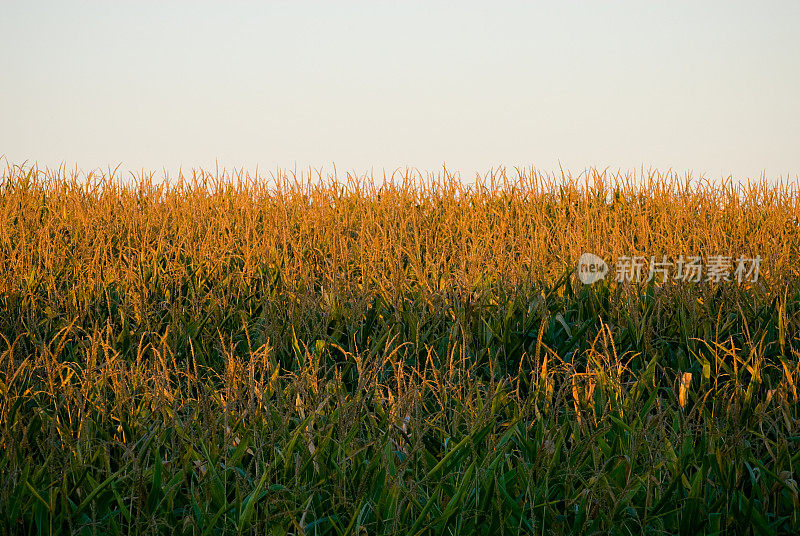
[1,1,798,181]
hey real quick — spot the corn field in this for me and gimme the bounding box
[1,163,799,534]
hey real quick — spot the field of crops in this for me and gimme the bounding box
[1,164,799,535]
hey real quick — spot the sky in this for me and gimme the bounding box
[1,1,799,182]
